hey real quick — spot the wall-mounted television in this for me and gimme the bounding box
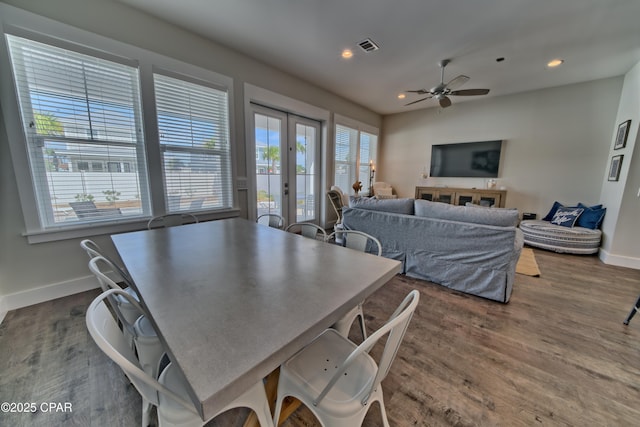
[430,140,503,178]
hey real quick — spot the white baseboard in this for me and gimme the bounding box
[0,275,99,325]
[599,249,640,270]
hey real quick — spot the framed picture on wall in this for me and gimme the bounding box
[608,155,623,181]
[614,120,631,150]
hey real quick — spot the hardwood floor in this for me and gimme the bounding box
[1,248,640,426]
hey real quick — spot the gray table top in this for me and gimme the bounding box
[111,217,401,420]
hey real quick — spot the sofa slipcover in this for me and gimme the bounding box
[343,200,523,303]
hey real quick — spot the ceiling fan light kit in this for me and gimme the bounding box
[406,59,490,108]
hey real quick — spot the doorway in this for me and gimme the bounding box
[252,104,321,225]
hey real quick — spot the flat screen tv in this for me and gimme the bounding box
[430,140,503,178]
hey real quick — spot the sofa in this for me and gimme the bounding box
[518,201,605,254]
[342,197,524,303]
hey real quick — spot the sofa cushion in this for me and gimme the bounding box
[414,199,518,227]
[576,203,606,229]
[550,207,584,227]
[349,196,414,215]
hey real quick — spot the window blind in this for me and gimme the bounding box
[154,73,233,212]
[334,124,358,192]
[359,131,378,191]
[6,34,149,227]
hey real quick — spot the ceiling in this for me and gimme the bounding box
[119,0,640,115]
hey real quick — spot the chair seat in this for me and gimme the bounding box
[282,329,377,415]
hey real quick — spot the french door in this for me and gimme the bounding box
[252,104,321,225]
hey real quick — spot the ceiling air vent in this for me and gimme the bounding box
[358,38,379,53]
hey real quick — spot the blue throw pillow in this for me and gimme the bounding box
[576,203,606,229]
[551,207,584,227]
[542,201,563,221]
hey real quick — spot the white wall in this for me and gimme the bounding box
[599,62,640,267]
[380,77,640,267]
[381,78,622,215]
[0,0,380,308]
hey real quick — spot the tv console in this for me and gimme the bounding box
[415,186,507,208]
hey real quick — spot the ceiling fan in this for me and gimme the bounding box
[406,59,490,108]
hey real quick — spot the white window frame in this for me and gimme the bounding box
[0,5,238,243]
[333,114,379,196]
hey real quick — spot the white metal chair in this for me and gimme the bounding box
[81,239,140,325]
[326,230,383,341]
[285,222,328,240]
[80,238,104,259]
[147,213,199,230]
[327,229,383,257]
[272,290,420,427]
[85,282,165,427]
[327,190,345,224]
[86,289,274,427]
[88,257,164,377]
[256,213,285,229]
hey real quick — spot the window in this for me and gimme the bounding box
[107,162,122,173]
[154,73,233,212]
[334,121,378,195]
[6,34,150,227]
[2,19,235,239]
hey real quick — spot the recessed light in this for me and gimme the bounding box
[341,49,353,59]
[397,93,406,99]
[547,59,564,68]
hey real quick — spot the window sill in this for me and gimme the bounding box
[23,208,240,244]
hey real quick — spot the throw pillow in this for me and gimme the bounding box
[576,203,606,229]
[551,207,584,227]
[542,201,564,221]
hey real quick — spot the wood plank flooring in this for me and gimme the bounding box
[1,248,640,426]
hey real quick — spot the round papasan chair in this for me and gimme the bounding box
[519,220,602,254]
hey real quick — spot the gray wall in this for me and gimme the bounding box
[0,0,381,301]
[380,75,640,267]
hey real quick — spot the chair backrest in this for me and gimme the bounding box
[314,289,420,407]
[80,239,103,259]
[285,222,328,240]
[327,229,382,256]
[189,198,204,209]
[256,213,285,229]
[86,289,197,413]
[70,201,98,218]
[326,190,344,222]
[88,256,140,331]
[147,213,199,230]
[330,185,350,206]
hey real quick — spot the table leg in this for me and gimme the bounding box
[242,369,302,427]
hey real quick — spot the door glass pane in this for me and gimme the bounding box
[255,113,281,217]
[295,123,316,221]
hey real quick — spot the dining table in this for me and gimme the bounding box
[111,217,402,424]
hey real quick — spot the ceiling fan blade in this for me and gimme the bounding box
[439,96,452,108]
[450,88,490,96]
[445,75,469,91]
[406,89,430,95]
[405,96,433,106]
